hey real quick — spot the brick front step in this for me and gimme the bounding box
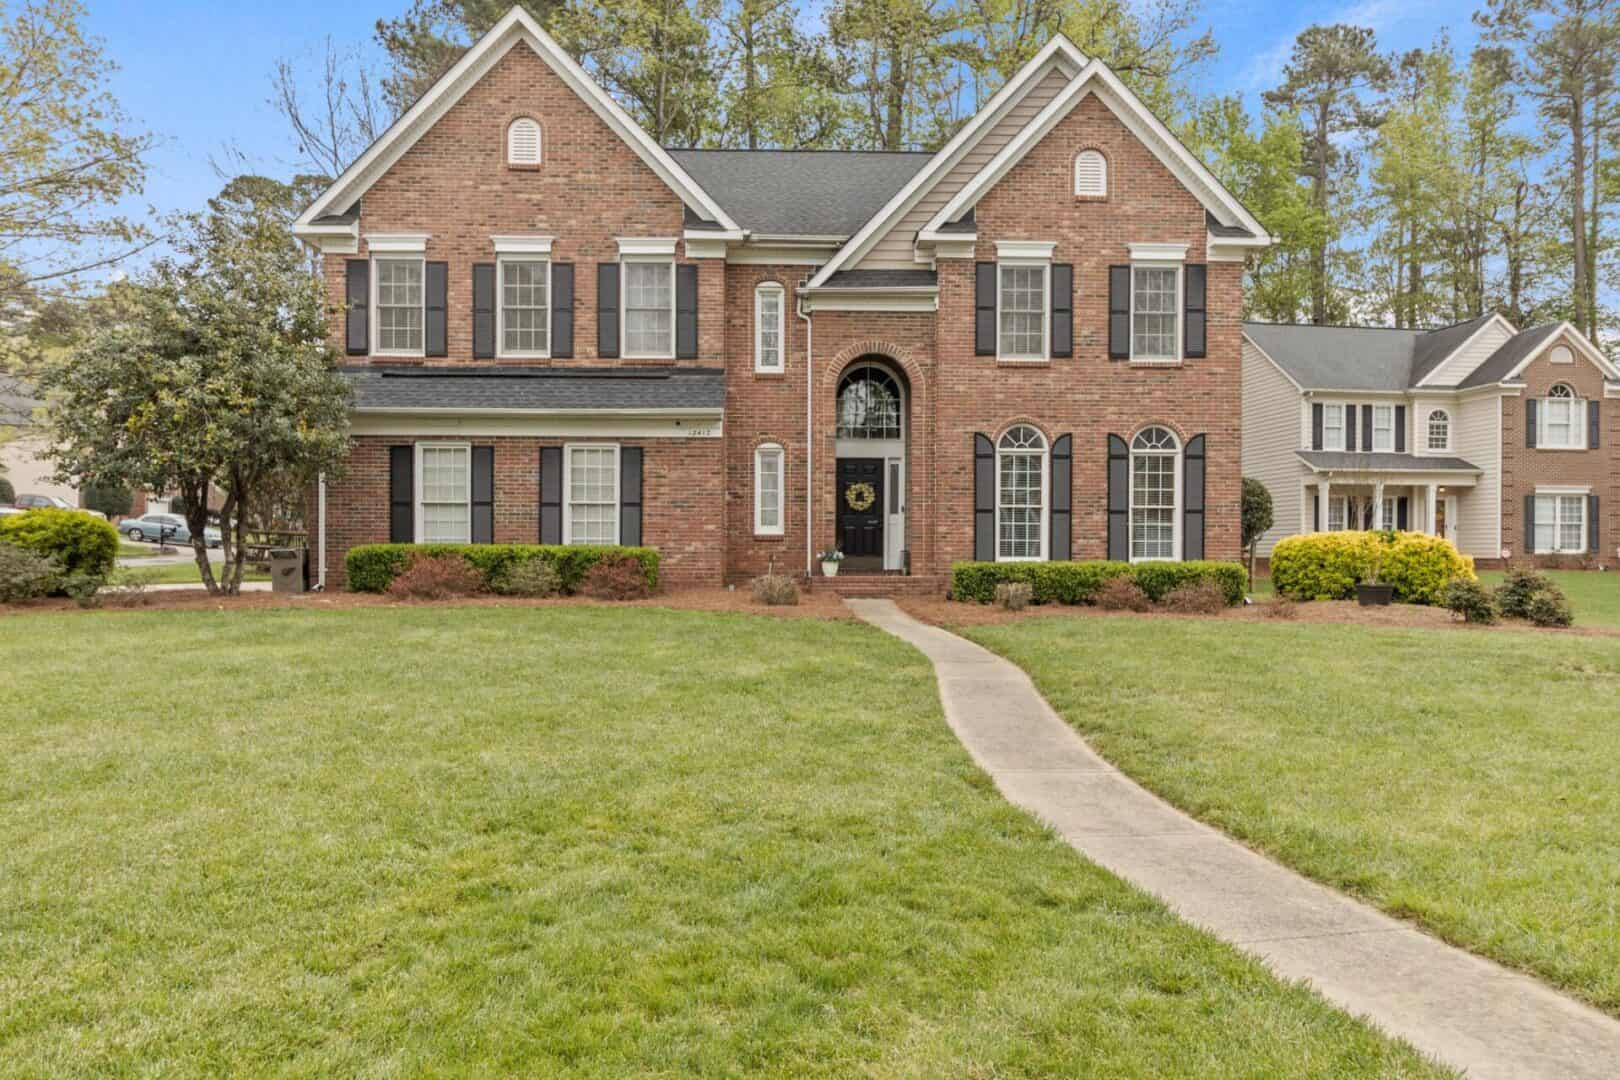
[809,573,949,598]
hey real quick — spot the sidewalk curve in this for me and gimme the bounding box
[847,597,1620,1080]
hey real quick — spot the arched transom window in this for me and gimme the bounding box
[997,425,1047,561]
[1542,382,1583,449]
[1130,426,1180,561]
[507,117,542,165]
[1427,409,1450,451]
[836,365,902,440]
[1074,149,1107,196]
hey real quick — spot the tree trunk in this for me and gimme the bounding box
[1571,93,1588,337]
[1311,104,1330,324]
[884,41,904,150]
[1588,107,1602,343]
[185,481,218,595]
[743,11,757,150]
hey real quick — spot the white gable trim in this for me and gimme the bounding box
[921,62,1269,244]
[1499,322,1617,384]
[805,35,1088,288]
[294,7,736,236]
[1414,313,1518,387]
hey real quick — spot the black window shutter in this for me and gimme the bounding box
[345,260,369,356]
[388,446,414,543]
[1345,405,1357,452]
[1313,494,1320,532]
[472,263,496,359]
[620,447,643,545]
[1107,434,1129,559]
[1361,405,1373,452]
[1589,400,1601,449]
[540,446,563,544]
[425,261,448,357]
[1108,266,1130,359]
[1050,264,1073,358]
[1395,405,1406,452]
[470,446,494,543]
[551,263,574,358]
[1312,403,1324,451]
[1183,434,1205,560]
[596,264,620,358]
[974,263,996,356]
[675,265,698,359]
[1397,496,1409,530]
[1525,398,1537,448]
[1184,264,1207,358]
[973,434,995,560]
[1050,434,1072,559]
[1524,494,1536,553]
[1588,494,1600,554]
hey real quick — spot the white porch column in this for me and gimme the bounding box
[1425,483,1438,534]
[1373,480,1386,529]
[1317,479,1331,531]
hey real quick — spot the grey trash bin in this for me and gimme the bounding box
[268,548,305,594]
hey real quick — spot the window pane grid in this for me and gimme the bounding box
[756,448,782,530]
[999,265,1045,358]
[1427,410,1449,450]
[757,288,782,370]
[624,261,673,356]
[1372,406,1393,451]
[1132,267,1178,360]
[501,260,549,354]
[567,447,618,545]
[1535,494,1587,553]
[836,368,902,439]
[419,446,469,543]
[996,426,1045,560]
[376,259,423,353]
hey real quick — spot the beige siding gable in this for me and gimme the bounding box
[1423,318,1514,387]
[1242,339,1307,555]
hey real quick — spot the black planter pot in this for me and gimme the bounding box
[1356,584,1395,607]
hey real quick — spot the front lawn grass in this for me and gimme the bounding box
[0,606,1441,1076]
[120,560,270,585]
[964,615,1620,1012]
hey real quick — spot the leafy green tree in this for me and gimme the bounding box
[1242,478,1274,588]
[716,0,851,148]
[375,1,571,111]
[827,0,964,150]
[558,0,722,146]
[81,481,133,518]
[39,176,351,596]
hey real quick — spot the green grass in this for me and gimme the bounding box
[117,542,162,558]
[963,616,1620,1012]
[119,560,270,585]
[1250,569,1618,629]
[0,606,1442,1076]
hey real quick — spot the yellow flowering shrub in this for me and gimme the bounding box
[1270,531,1474,605]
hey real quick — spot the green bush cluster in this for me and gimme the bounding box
[345,543,660,595]
[1496,568,1574,627]
[950,560,1247,607]
[1439,578,1498,625]
[1270,531,1474,605]
[0,508,119,580]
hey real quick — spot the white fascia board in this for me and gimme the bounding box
[492,235,555,254]
[919,236,977,261]
[350,410,723,439]
[295,8,737,233]
[996,240,1056,260]
[366,233,430,253]
[802,287,938,313]
[806,35,1088,288]
[616,237,679,257]
[1414,313,1518,387]
[725,245,830,266]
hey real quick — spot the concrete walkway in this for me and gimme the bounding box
[847,598,1620,1080]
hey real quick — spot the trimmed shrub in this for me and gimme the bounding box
[0,507,119,579]
[0,543,60,602]
[346,543,659,595]
[1270,531,1473,605]
[387,554,484,600]
[1526,589,1574,628]
[0,475,13,504]
[102,566,159,608]
[751,573,799,606]
[950,560,1243,607]
[1496,567,1553,619]
[1379,532,1475,604]
[60,571,105,608]
[1096,576,1151,612]
[1162,580,1228,615]
[581,555,653,600]
[490,559,562,598]
[1439,578,1497,625]
[994,582,1033,611]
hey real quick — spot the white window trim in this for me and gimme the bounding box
[1128,429,1182,562]
[366,233,429,254]
[754,443,785,536]
[1129,261,1183,364]
[754,283,785,373]
[1426,409,1451,452]
[995,258,1050,363]
[1372,404,1395,452]
[371,253,427,358]
[995,428,1048,562]
[1322,403,1347,452]
[994,240,1056,260]
[492,235,554,255]
[496,255,552,360]
[561,442,621,546]
[1127,242,1189,261]
[1533,488,1589,554]
[619,254,676,360]
[414,441,472,544]
[615,237,678,257]
[1540,387,1586,450]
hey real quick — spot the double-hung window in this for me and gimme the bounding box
[1427,409,1450,451]
[563,444,620,545]
[1322,404,1346,451]
[1541,384,1583,449]
[998,264,1047,360]
[417,443,471,543]
[1534,493,1586,554]
[374,256,425,355]
[1130,427,1180,560]
[755,284,784,372]
[996,425,1047,560]
[1372,405,1394,452]
[623,258,674,358]
[499,257,550,357]
[1131,265,1180,362]
[754,443,784,535]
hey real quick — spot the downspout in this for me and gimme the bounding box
[316,472,328,591]
[797,282,814,578]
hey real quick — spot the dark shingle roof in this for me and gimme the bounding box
[1297,451,1482,473]
[343,366,724,412]
[311,201,360,227]
[1245,323,1423,390]
[666,149,930,237]
[1205,210,1254,238]
[818,269,937,289]
[1407,314,1496,384]
[1457,325,1563,388]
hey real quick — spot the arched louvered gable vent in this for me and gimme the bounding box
[1074,150,1107,196]
[507,117,542,165]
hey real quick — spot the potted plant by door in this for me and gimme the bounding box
[1355,546,1394,606]
[818,549,845,578]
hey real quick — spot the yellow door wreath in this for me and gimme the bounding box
[844,481,876,512]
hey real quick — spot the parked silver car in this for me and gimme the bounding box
[118,513,222,547]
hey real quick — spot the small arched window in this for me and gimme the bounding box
[1074,149,1107,197]
[836,365,902,440]
[754,443,784,536]
[1542,383,1584,448]
[1549,344,1574,364]
[997,425,1047,561]
[507,117,542,166]
[754,283,784,373]
[1426,409,1450,451]
[1130,426,1180,561]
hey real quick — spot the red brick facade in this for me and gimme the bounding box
[311,37,1247,590]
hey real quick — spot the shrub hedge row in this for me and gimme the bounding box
[951,560,1247,607]
[1269,531,1473,605]
[346,543,660,594]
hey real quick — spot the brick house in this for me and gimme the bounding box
[294,8,1270,590]
[1244,315,1617,568]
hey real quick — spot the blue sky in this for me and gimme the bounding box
[88,0,1472,234]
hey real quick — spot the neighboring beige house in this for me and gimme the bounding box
[0,376,80,507]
